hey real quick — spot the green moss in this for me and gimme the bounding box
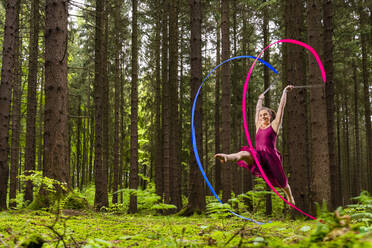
[20,233,44,248]
[1,210,371,247]
[26,193,52,210]
[63,192,90,210]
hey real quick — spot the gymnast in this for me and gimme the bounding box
[215,85,296,205]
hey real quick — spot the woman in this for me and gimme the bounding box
[215,85,295,205]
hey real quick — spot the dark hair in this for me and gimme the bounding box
[259,107,276,122]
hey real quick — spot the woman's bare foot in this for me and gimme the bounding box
[214,153,228,163]
[288,196,296,205]
[282,185,296,205]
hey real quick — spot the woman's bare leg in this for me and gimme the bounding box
[214,151,253,165]
[282,184,295,205]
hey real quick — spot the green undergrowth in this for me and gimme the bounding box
[5,174,372,247]
[0,210,371,247]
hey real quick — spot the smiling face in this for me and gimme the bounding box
[259,109,272,126]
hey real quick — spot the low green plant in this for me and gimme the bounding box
[102,176,177,213]
[18,170,67,194]
[206,199,234,218]
[345,191,372,232]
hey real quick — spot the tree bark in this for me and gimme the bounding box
[186,0,206,214]
[154,0,163,200]
[24,0,40,203]
[169,0,181,210]
[161,0,170,204]
[0,0,19,210]
[9,0,21,208]
[241,2,252,199]
[221,0,231,204]
[231,0,239,195]
[129,0,139,214]
[341,59,351,204]
[75,96,82,189]
[43,0,70,192]
[263,0,272,216]
[358,1,372,194]
[307,0,331,209]
[102,1,110,203]
[285,0,309,215]
[214,6,222,195]
[94,0,109,209]
[37,70,44,172]
[352,61,361,197]
[112,0,122,205]
[323,0,339,209]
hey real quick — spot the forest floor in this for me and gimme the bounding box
[0,210,371,247]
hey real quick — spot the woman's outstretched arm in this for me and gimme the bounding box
[272,85,294,133]
[255,93,265,128]
[215,151,253,165]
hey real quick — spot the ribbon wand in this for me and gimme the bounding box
[293,84,324,89]
[262,75,281,95]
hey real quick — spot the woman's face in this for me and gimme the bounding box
[259,110,271,125]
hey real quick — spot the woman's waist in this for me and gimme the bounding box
[255,145,277,151]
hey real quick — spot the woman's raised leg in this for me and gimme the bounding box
[282,184,295,205]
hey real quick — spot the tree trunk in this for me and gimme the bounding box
[24,0,40,203]
[119,60,125,204]
[169,0,181,210]
[9,1,21,208]
[76,97,82,189]
[88,80,94,185]
[0,0,19,210]
[358,1,372,194]
[352,61,361,197]
[335,92,343,204]
[129,0,139,214]
[179,22,187,198]
[112,0,122,205]
[285,0,309,215]
[81,103,87,190]
[94,0,109,209]
[231,0,240,195]
[323,0,339,209]
[43,0,70,193]
[154,0,163,200]
[221,0,231,204]
[241,3,252,199]
[37,70,44,172]
[285,0,308,215]
[102,2,110,203]
[214,7,222,195]
[263,0,272,216]
[161,0,170,204]
[344,97,351,203]
[307,0,331,209]
[185,0,206,215]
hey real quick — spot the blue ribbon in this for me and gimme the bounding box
[191,55,278,224]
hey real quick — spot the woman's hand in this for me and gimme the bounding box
[214,153,228,163]
[284,85,294,92]
[258,93,265,100]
